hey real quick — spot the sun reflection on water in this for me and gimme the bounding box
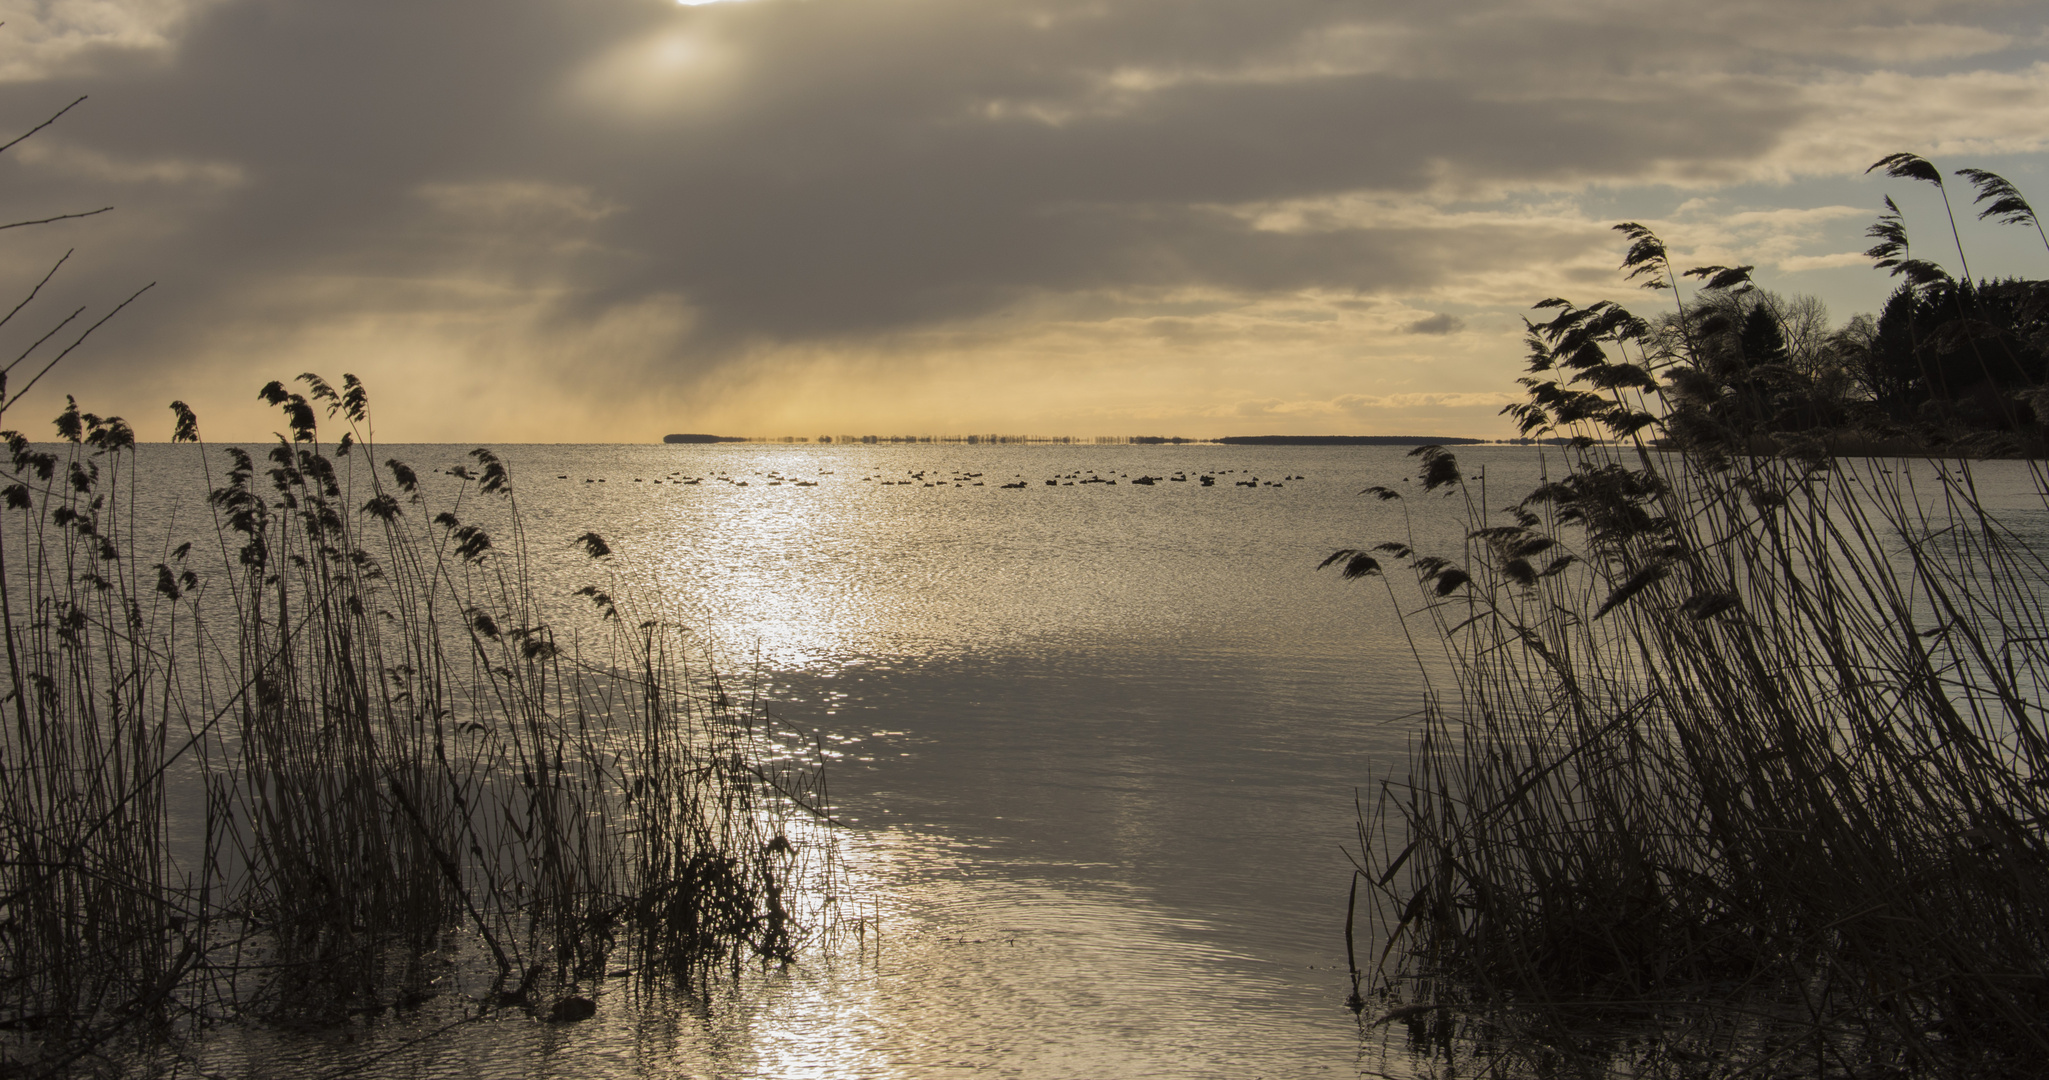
[633,454,907,673]
[144,441,1473,1078]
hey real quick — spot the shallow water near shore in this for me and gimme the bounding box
[107,442,2049,1077]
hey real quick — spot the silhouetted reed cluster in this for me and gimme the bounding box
[1342,158,2049,1077]
[0,378,831,1075]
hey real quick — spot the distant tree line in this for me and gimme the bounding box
[1602,154,2049,455]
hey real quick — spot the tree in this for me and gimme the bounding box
[1656,285,1844,440]
[1842,279,2049,428]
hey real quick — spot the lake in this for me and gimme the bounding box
[50,439,2049,1077]
[104,438,1550,1079]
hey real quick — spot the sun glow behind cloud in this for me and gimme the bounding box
[570,21,742,116]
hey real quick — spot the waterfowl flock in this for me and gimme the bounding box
[546,467,1310,491]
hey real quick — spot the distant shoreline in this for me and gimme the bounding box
[662,433,751,444]
[661,433,1533,446]
[1214,435,1488,446]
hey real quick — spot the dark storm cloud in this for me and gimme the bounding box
[0,0,2031,395]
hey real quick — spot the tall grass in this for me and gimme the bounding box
[1342,197,2049,1076]
[0,379,833,1075]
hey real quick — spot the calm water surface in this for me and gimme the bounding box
[147,443,2047,1078]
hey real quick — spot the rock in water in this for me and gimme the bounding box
[549,996,597,1023]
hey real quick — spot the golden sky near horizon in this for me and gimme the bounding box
[0,0,2045,442]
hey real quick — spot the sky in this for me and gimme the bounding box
[0,0,2045,443]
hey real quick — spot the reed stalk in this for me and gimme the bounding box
[1343,217,2049,1076]
[0,379,832,1075]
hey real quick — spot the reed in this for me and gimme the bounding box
[0,98,831,1072]
[1341,182,2049,1075]
[0,379,832,1075]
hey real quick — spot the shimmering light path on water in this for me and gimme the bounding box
[157,441,1468,1077]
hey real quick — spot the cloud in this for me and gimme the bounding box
[1744,64,2049,186]
[414,181,620,226]
[11,140,243,187]
[0,0,223,81]
[1228,391,1518,418]
[1404,313,1464,335]
[0,0,2040,439]
[1334,392,1519,410]
[1814,22,2014,64]
[1776,252,1872,273]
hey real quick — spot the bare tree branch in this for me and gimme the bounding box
[4,283,155,411]
[4,305,84,377]
[0,95,85,156]
[0,207,114,232]
[0,250,72,334]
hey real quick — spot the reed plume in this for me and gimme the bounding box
[0,379,834,1074]
[1343,215,2049,1077]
